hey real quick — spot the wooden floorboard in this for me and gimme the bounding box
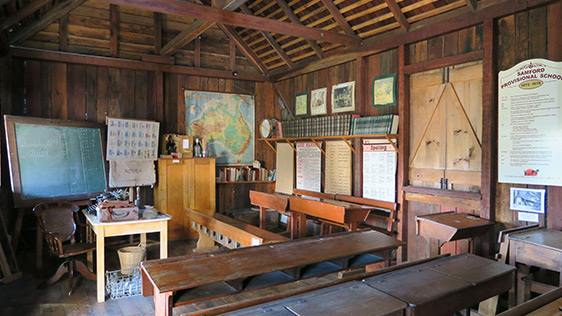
[0,235,198,316]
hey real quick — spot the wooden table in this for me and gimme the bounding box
[289,195,374,238]
[364,254,515,316]
[416,212,495,255]
[83,207,171,302]
[141,230,404,316]
[222,281,408,316]
[508,228,562,305]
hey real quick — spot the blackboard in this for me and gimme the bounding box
[4,115,107,207]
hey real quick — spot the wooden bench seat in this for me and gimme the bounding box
[186,208,289,251]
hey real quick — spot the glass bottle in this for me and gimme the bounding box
[193,137,202,158]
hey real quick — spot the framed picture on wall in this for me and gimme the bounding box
[510,187,546,213]
[295,92,309,117]
[331,81,355,113]
[372,73,397,107]
[310,87,327,116]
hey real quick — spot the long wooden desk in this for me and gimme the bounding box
[83,207,171,302]
[289,195,374,238]
[508,228,562,305]
[220,254,514,316]
[222,281,408,316]
[141,230,404,316]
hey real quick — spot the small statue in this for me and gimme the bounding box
[166,135,176,154]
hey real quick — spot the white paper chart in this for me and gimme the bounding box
[296,143,321,192]
[498,59,562,185]
[106,118,160,161]
[363,140,396,203]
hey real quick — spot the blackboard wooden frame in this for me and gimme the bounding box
[4,115,108,208]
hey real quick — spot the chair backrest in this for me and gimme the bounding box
[33,202,79,243]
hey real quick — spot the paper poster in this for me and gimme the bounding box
[109,161,156,188]
[325,141,352,195]
[518,212,539,223]
[363,139,396,203]
[296,143,321,192]
[275,142,295,195]
[106,118,160,161]
[498,59,562,185]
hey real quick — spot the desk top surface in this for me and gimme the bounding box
[507,228,562,251]
[289,195,374,210]
[142,230,404,293]
[416,212,494,229]
[83,206,171,226]
[222,281,407,316]
[364,254,515,306]
[416,212,495,242]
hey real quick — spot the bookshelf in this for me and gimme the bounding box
[258,134,399,155]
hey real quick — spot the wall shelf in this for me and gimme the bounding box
[258,134,399,154]
[216,181,275,184]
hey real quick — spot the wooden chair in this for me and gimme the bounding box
[33,202,96,295]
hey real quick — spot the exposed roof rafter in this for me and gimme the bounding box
[275,0,325,58]
[240,4,295,68]
[384,0,410,31]
[102,0,362,46]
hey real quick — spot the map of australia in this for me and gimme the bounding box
[185,91,254,165]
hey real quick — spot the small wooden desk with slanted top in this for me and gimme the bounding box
[416,211,495,256]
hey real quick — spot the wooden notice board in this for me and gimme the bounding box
[4,115,107,207]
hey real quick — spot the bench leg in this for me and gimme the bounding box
[195,231,218,252]
[154,291,173,316]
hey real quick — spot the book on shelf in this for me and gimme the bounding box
[216,166,271,182]
[351,114,399,135]
[280,114,359,138]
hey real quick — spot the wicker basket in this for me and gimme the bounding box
[117,244,146,274]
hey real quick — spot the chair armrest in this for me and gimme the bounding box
[44,232,65,256]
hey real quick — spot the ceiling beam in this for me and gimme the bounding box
[9,0,88,45]
[240,4,294,68]
[270,0,556,81]
[102,0,362,47]
[465,0,478,10]
[319,0,357,36]
[10,46,268,82]
[275,0,325,58]
[0,0,51,31]
[384,0,410,31]
[218,23,270,75]
[161,0,247,56]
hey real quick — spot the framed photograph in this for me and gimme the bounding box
[294,92,309,117]
[331,81,355,113]
[510,187,546,213]
[310,87,327,116]
[372,73,397,107]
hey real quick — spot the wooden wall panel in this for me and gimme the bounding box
[1,57,265,215]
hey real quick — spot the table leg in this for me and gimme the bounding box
[96,228,105,303]
[153,290,173,316]
[259,206,266,229]
[140,233,147,246]
[298,213,307,239]
[160,221,168,259]
[289,212,298,240]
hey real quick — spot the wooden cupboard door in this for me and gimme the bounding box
[192,158,216,215]
[409,62,483,192]
[156,159,188,240]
